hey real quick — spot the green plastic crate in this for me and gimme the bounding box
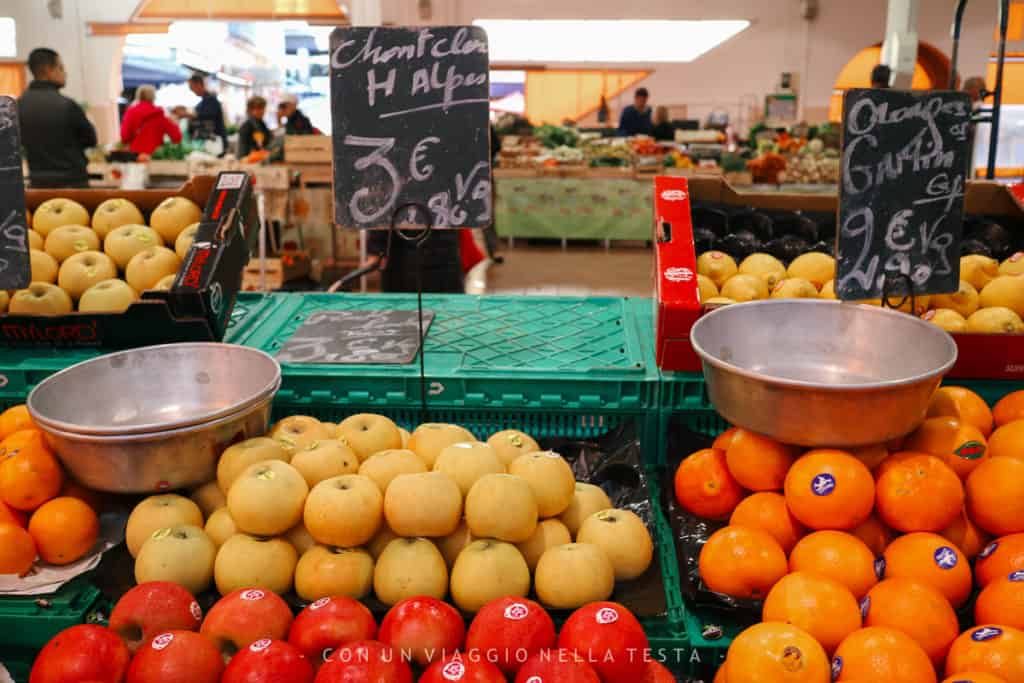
[0,650,31,683]
[0,292,279,409]
[0,578,109,651]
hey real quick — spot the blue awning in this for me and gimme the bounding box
[122,55,192,88]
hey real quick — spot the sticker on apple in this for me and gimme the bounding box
[504,603,529,620]
[250,639,272,653]
[151,633,174,651]
[311,597,331,610]
[241,589,265,601]
[442,660,466,680]
[190,601,202,622]
[595,607,619,624]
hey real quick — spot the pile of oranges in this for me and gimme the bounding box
[674,385,1024,683]
[0,404,100,576]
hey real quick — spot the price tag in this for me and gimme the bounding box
[0,96,30,290]
[329,26,492,230]
[836,88,971,300]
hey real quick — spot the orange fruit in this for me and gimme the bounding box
[832,626,937,683]
[875,454,964,532]
[699,525,788,600]
[929,386,995,437]
[725,430,799,491]
[904,416,990,479]
[946,626,1024,683]
[59,479,103,514]
[674,448,745,520]
[0,440,63,512]
[882,532,972,608]
[28,496,99,565]
[713,427,739,451]
[762,571,861,653]
[0,429,50,459]
[975,571,1024,630]
[977,534,1024,588]
[725,622,830,683]
[862,577,959,665]
[941,508,991,560]
[941,674,1009,683]
[966,457,1024,536]
[994,390,1024,427]
[873,450,925,480]
[850,514,894,556]
[988,420,1024,461]
[783,449,874,530]
[0,500,27,528]
[850,443,889,471]
[0,406,35,441]
[789,531,879,599]
[713,661,727,683]
[729,491,806,553]
[0,522,36,575]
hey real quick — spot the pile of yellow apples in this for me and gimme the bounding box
[6,195,202,316]
[124,414,655,613]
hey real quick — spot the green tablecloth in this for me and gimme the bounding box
[495,176,653,240]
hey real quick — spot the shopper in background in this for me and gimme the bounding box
[651,106,675,141]
[120,85,182,156]
[187,74,227,152]
[278,94,317,135]
[237,96,272,159]
[17,47,97,188]
[870,64,892,89]
[618,87,654,136]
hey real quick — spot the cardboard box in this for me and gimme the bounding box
[3,173,258,347]
[661,175,1024,380]
[285,136,332,164]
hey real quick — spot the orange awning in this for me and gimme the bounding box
[134,0,348,21]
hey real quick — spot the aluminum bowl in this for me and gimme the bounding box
[37,389,275,493]
[690,299,958,447]
[27,343,281,436]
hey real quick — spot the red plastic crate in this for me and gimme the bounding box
[654,176,702,372]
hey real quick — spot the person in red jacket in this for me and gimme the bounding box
[120,84,181,156]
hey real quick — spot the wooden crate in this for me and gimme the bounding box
[285,135,333,163]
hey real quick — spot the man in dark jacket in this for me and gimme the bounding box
[278,95,316,135]
[18,48,97,188]
[618,87,653,137]
[187,74,227,152]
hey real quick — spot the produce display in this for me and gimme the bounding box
[7,195,202,316]
[695,248,1024,334]
[675,385,1024,682]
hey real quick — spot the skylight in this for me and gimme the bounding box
[473,19,750,63]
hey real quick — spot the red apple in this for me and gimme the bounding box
[315,640,412,683]
[201,588,294,660]
[30,624,130,683]
[513,649,600,683]
[126,631,223,683]
[465,596,555,675]
[288,596,377,668]
[109,582,202,653]
[643,660,675,682]
[222,638,314,683]
[378,596,465,667]
[420,654,506,683]
[557,602,649,683]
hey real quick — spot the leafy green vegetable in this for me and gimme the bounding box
[534,124,579,149]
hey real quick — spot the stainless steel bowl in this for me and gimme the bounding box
[38,391,275,493]
[690,299,958,447]
[27,343,281,436]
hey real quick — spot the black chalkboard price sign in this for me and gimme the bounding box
[0,96,30,290]
[329,26,492,230]
[836,88,972,301]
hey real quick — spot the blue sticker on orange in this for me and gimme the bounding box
[933,546,959,570]
[831,655,842,681]
[859,596,870,619]
[874,557,886,579]
[1010,570,1024,582]
[971,626,1003,642]
[811,473,836,496]
[979,541,998,559]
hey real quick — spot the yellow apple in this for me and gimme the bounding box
[433,442,505,496]
[33,198,90,237]
[216,437,290,493]
[0,291,8,313]
[214,533,297,596]
[407,423,477,468]
[189,480,226,518]
[58,251,118,300]
[175,223,199,260]
[358,449,427,493]
[152,274,177,291]
[125,246,180,293]
[43,225,99,263]
[92,198,144,239]
[29,249,58,284]
[294,545,374,601]
[78,279,137,313]
[9,282,73,315]
[27,229,43,250]
[487,430,541,467]
[336,414,403,461]
[290,439,360,488]
[285,523,317,555]
[150,196,202,243]
[103,225,163,269]
[204,507,237,547]
[226,460,309,536]
[303,474,383,548]
[125,493,204,558]
[135,525,216,595]
[271,415,335,453]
